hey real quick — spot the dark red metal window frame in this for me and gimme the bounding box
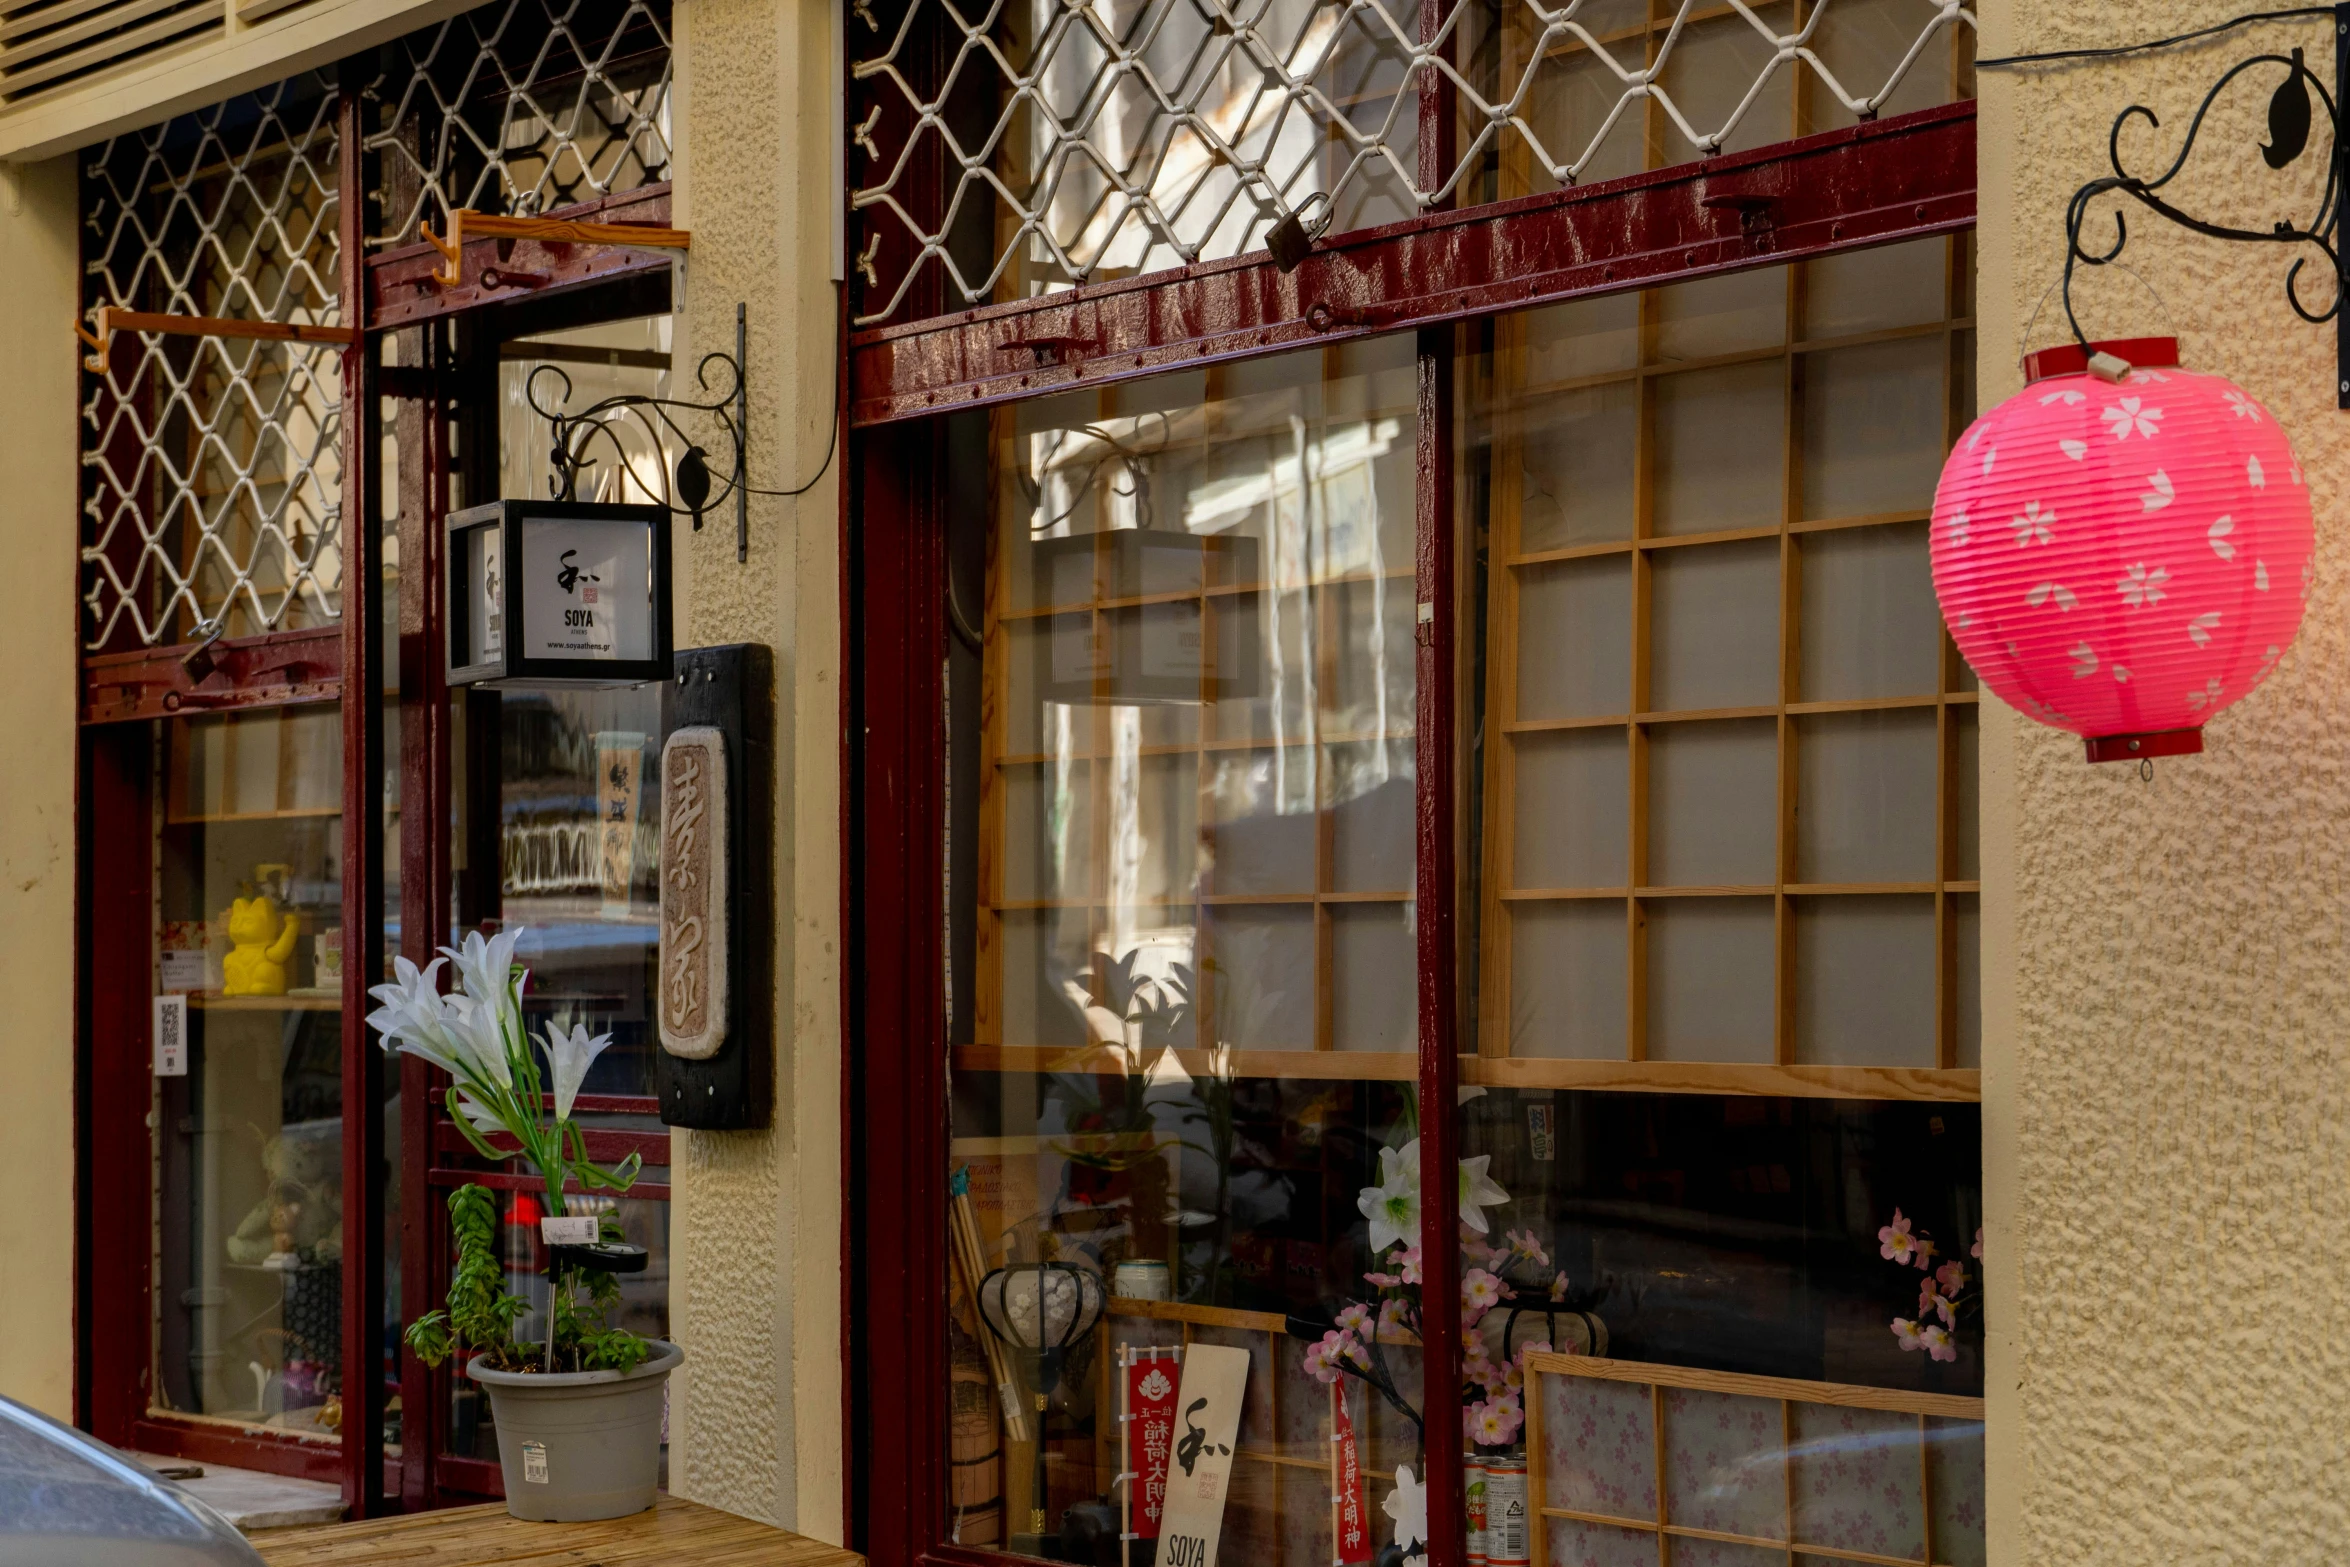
[845,102,1976,1567]
[74,109,680,1514]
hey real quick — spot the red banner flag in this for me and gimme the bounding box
[1126,1353,1180,1540]
[1331,1381,1373,1565]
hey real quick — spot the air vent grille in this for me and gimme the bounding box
[0,0,218,104]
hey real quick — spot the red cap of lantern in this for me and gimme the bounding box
[1930,339,2314,761]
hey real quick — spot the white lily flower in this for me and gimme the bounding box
[365,956,471,1078]
[443,991,516,1091]
[1357,1141,1422,1254]
[1458,1154,1511,1234]
[450,1088,510,1139]
[541,1021,614,1122]
[443,926,526,1015]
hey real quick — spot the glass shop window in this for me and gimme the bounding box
[1440,237,1987,1567]
[943,337,1422,1563]
[152,703,356,1443]
[442,311,680,1467]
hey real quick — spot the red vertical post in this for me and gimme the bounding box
[395,311,456,1512]
[80,722,155,1449]
[1414,332,1462,1567]
[848,418,949,1563]
[1415,0,1463,1552]
[336,77,390,1519]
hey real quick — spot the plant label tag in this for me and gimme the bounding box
[1155,1343,1250,1567]
[152,994,187,1077]
[522,1441,549,1485]
[541,1216,599,1245]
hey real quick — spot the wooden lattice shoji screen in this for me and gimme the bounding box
[974,340,1422,1064]
[1470,231,1980,1083]
[1524,1353,1986,1567]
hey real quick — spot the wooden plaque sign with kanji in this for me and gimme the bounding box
[658,725,728,1059]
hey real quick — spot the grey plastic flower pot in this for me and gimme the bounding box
[467,1340,682,1521]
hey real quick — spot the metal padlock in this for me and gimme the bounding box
[1266,192,1332,274]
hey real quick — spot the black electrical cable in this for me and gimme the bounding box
[1976,7,2336,69]
[733,361,842,500]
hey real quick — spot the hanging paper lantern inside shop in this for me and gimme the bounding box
[1929,337,2314,762]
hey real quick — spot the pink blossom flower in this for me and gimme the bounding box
[1303,1331,1348,1384]
[1891,1317,1924,1352]
[1879,1209,1921,1266]
[1971,1227,1984,1262]
[1917,1283,1955,1328]
[1470,1394,1523,1446]
[1501,1356,1526,1393]
[1364,1271,1401,1288]
[1936,1261,1967,1297]
[1548,1272,1570,1302]
[1917,1323,1957,1363]
[1336,1303,1372,1334]
[1521,1338,1555,1358]
[1378,1297,1412,1337]
[1399,1246,1423,1285]
[1463,1268,1505,1318]
[1505,1229,1551,1268]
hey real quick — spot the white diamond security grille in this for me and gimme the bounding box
[850,0,1976,325]
[362,0,672,247]
[79,74,344,653]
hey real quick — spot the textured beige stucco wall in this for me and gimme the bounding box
[0,155,83,1420]
[1980,5,2350,1559]
[665,0,848,1539]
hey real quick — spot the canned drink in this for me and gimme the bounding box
[1464,1457,1489,1566]
[1482,1452,1529,1567]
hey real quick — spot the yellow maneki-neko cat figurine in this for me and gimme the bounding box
[222,895,299,996]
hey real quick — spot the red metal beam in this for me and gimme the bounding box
[849,101,1975,424]
[80,626,342,725]
[365,184,676,331]
[335,79,391,1521]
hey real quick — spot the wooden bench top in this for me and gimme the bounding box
[253,1494,865,1567]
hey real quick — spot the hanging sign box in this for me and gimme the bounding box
[446,499,674,687]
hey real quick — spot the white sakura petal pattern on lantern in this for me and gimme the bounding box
[2131,370,2172,384]
[1946,508,1970,545]
[2140,471,2175,512]
[2113,665,2131,683]
[2059,438,2089,462]
[2185,677,2224,711]
[2186,612,2220,646]
[2207,515,2236,560]
[2103,397,2163,440]
[2039,388,2087,407]
[2012,501,2055,546]
[1982,444,1997,478]
[2027,582,2079,611]
[2291,460,2304,486]
[2223,389,2262,422]
[2261,644,2282,671]
[2248,454,2266,489]
[2116,563,2169,607]
[2255,560,2270,591]
[2069,643,2098,679]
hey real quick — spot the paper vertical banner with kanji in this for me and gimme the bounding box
[594,730,645,918]
[1126,1350,1181,1540]
[1155,1344,1251,1567]
[1330,1380,1372,1565]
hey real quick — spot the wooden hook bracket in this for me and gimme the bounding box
[416,207,693,289]
[73,303,357,375]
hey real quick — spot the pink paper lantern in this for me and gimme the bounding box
[1930,338,2314,762]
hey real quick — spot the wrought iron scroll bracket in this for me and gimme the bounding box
[524,301,753,562]
[2058,8,2350,407]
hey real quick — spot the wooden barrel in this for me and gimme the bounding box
[949,1368,1003,1544]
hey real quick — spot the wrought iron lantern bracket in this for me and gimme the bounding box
[526,302,757,561]
[2057,8,2350,405]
